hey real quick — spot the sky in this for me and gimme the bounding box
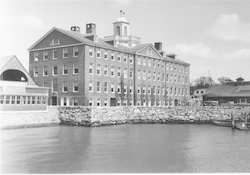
[0,0,250,83]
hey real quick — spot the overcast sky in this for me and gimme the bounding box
[1,0,250,82]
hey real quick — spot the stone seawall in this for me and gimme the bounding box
[1,106,60,129]
[59,106,250,127]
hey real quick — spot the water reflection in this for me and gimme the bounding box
[1,124,250,173]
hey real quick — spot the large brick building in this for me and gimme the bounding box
[28,15,190,106]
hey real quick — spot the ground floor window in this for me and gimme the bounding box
[0,95,47,105]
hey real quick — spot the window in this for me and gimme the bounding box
[143,70,146,80]
[63,48,68,58]
[123,99,127,106]
[43,66,48,76]
[34,52,39,61]
[43,51,48,60]
[153,86,156,95]
[22,96,26,104]
[166,87,169,95]
[53,66,57,76]
[158,61,161,68]
[138,85,141,94]
[0,95,4,104]
[53,49,58,59]
[63,65,68,75]
[104,99,108,106]
[148,86,151,94]
[158,86,161,95]
[89,47,93,57]
[138,70,141,79]
[124,68,127,78]
[37,97,41,104]
[5,95,10,104]
[89,99,93,106]
[62,82,68,92]
[33,67,38,77]
[73,81,78,92]
[178,88,180,96]
[170,87,173,95]
[153,60,156,67]
[130,69,133,79]
[129,99,133,106]
[104,82,108,93]
[153,72,156,81]
[97,82,101,93]
[89,64,93,74]
[73,98,78,106]
[148,71,151,80]
[97,64,101,75]
[170,64,173,70]
[73,47,79,57]
[89,81,93,92]
[162,73,165,82]
[174,64,177,71]
[182,88,184,96]
[96,48,100,58]
[142,86,146,94]
[129,84,133,94]
[117,53,121,62]
[118,98,121,106]
[97,99,101,106]
[158,73,160,81]
[166,74,169,82]
[124,54,127,63]
[73,64,78,74]
[143,57,146,66]
[111,52,114,61]
[11,96,15,104]
[104,65,108,76]
[27,96,31,104]
[148,58,151,67]
[124,84,127,94]
[104,50,108,59]
[178,65,181,72]
[174,88,177,95]
[162,87,165,95]
[42,97,47,104]
[138,57,141,65]
[178,76,180,83]
[170,74,173,83]
[137,98,141,106]
[111,67,115,77]
[117,67,121,77]
[111,83,115,93]
[50,39,60,46]
[185,77,188,84]
[117,84,121,93]
[166,63,169,70]
[162,62,165,69]
[32,96,36,104]
[129,55,133,64]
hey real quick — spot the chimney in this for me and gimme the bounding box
[86,23,96,34]
[154,42,162,51]
[71,26,80,32]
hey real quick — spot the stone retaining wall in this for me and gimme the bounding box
[59,106,250,127]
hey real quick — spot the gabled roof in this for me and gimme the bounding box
[0,55,15,71]
[204,85,250,97]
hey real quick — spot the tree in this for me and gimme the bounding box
[190,76,215,95]
[218,77,233,85]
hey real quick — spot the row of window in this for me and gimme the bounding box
[34,46,79,61]
[89,64,188,84]
[0,95,47,105]
[33,64,79,77]
[88,81,188,96]
[33,46,188,74]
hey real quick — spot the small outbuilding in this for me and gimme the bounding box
[0,55,49,111]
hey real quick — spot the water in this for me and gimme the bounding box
[1,124,250,173]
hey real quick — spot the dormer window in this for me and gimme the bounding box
[50,39,60,46]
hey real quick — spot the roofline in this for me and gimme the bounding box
[135,43,163,59]
[0,55,15,73]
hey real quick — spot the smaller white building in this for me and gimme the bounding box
[191,88,208,105]
[0,55,49,111]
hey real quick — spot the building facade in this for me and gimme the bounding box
[0,55,49,111]
[28,16,190,106]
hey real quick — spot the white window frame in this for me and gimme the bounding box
[53,49,58,59]
[97,82,101,93]
[62,82,68,92]
[33,67,38,77]
[89,81,93,92]
[138,70,141,79]
[124,68,127,78]
[96,48,101,58]
[117,67,121,77]
[62,65,68,75]
[89,99,93,106]
[63,48,68,58]
[129,55,133,64]
[117,53,121,62]
[104,50,108,59]
[104,65,108,76]
[124,84,127,94]
[138,57,141,65]
[143,70,146,80]
[111,52,114,61]
[34,52,39,61]
[43,51,48,60]
[124,54,127,63]
[130,69,133,79]
[143,85,146,94]
[111,66,115,77]
[43,66,48,76]
[52,66,57,76]
[97,64,101,75]
[143,57,146,66]
[97,99,101,106]
[89,63,93,74]
[148,86,151,95]
[111,83,115,93]
[89,47,93,57]
[117,84,121,93]
[138,85,141,94]
[73,46,79,57]
[73,81,78,92]
[148,58,151,67]
[104,82,108,93]
[129,84,133,94]
[73,64,78,74]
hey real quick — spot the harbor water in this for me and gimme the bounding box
[1,124,250,173]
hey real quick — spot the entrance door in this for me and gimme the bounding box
[110,98,116,106]
[52,97,57,105]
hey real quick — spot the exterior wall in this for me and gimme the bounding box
[203,96,250,104]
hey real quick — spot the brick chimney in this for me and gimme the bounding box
[71,26,80,32]
[86,23,96,34]
[154,42,162,51]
